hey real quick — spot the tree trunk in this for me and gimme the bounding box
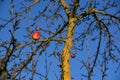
[61,17,77,80]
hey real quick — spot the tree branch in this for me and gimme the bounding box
[60,0,71,16]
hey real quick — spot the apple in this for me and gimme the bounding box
[32,32,41,40]
[71,54,76,58]
[35,26,40,31]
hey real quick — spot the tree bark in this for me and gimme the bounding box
[61,17,77,80]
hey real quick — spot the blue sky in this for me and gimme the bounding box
[0,0,120,80]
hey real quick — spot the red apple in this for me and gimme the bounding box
[35,26,40,31]
[32,32,41,40]
[71,54,76,58]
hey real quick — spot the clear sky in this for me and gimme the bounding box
[0,0,120,80]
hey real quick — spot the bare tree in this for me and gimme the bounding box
[0,0,120,80]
